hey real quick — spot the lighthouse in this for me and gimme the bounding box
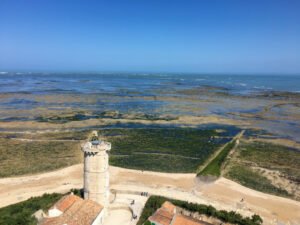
[81,131,111,214]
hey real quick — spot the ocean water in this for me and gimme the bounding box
[0,73,300,95]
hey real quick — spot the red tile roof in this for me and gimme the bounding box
[149,208,174,225]
[51,194,82,212]
[40,194,103,225]
[172,214,212,225]
[162,201,176,213]
[149,201,212,225]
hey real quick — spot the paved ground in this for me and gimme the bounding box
[103,209,132,225]
[0,164,300,225]
[104,193,148,225]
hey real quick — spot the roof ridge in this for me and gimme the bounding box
[53,194,82,213]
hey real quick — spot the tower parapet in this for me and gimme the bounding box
[81,131,111,214]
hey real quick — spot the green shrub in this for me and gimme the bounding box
[198,140,236,177]
[143,220,152,225]
[137,196,263,225]
[0,193,63,225]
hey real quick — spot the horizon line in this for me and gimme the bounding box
[1,70,300,76]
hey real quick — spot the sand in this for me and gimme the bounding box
[0,165,299,225]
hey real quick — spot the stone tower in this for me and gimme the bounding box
[81,131,111,213]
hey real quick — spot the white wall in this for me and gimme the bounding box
[48,208,62,217]
[92,210,105,225]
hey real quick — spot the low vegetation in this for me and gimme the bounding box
[0,136,82,178]
[101,128,235,173]
[0,127,236,177]
[138,196,263,225]
[110,154,201,173]
[225,141,300,199]
[226,164,290,197]
[35,111,177,123]
[0,130,89,140]
[235,141,300,182]
[0,193,63,225]
[198,140,236,177]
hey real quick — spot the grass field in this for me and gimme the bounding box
[198,140,236,177]
[101,128,234,173]
[235,141,300,182]
[0,132,85,178]
[225,141,300,199]
[226,164,290,197]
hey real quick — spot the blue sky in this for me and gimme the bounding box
[0,0,300,73]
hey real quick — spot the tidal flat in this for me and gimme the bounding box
[0,74,299,141]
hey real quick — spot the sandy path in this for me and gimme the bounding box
[0,165,299,225]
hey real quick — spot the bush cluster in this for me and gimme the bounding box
[0,193,63,225]
[138,196,263,225]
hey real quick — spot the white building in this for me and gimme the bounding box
[81,132,111,215]
[40,194,104,225]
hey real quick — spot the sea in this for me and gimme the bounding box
[0,72,300,95]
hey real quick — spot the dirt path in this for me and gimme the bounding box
[0,164,299,225]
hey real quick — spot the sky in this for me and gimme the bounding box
[0,0,300,74]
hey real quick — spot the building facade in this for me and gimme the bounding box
[82,131,111,215]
